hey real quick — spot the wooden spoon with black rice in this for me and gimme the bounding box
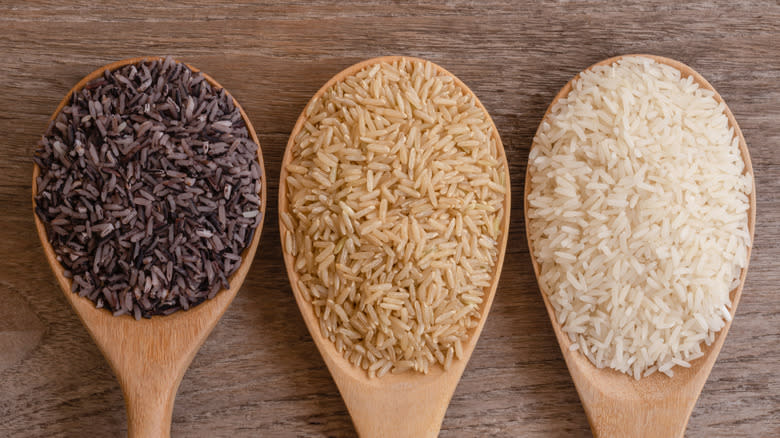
[32,57,266,437]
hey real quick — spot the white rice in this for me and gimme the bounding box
[526,56,752,379]
[282,58,507,377]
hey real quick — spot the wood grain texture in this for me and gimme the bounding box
[0,1,778,437]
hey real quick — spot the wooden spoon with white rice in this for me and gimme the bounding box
[525,55,755,437]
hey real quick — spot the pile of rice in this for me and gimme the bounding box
[34,57,263,319]
[526,56,752,379]
[281,58,507,377]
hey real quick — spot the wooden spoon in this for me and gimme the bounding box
[31,57,267,438]
[278,56,511,437]
[524,54,756,438]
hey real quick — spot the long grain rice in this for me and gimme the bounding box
[526,56,752,379]
[34,57,263,319]
[282,57,507,377]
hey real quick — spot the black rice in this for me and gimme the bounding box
[34,57,263,319]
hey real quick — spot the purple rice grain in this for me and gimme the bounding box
[34,57,262,319]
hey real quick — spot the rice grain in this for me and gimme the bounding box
[526,56,752,379]
[282,58,507,377]
[34,57,263,319]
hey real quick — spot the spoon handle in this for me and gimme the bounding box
[584,399,693,438]
[342,381,451,438]
[577,377,700,438]
[120,370,180,438]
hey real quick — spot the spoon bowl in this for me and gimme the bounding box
[32,57,266,438]
[524,54,756,437]
[279,56,511,437]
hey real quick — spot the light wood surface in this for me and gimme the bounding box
[1,1,778,437]
[523,54,757,438]
[277,56,512,438]
[31,57,267,438]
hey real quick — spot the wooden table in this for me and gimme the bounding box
[1,1,778,436]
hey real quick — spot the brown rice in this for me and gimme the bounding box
[281,57,508,377]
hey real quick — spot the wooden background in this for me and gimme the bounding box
[1,1,778,436]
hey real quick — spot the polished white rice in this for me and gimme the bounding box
[526,56,752,379]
